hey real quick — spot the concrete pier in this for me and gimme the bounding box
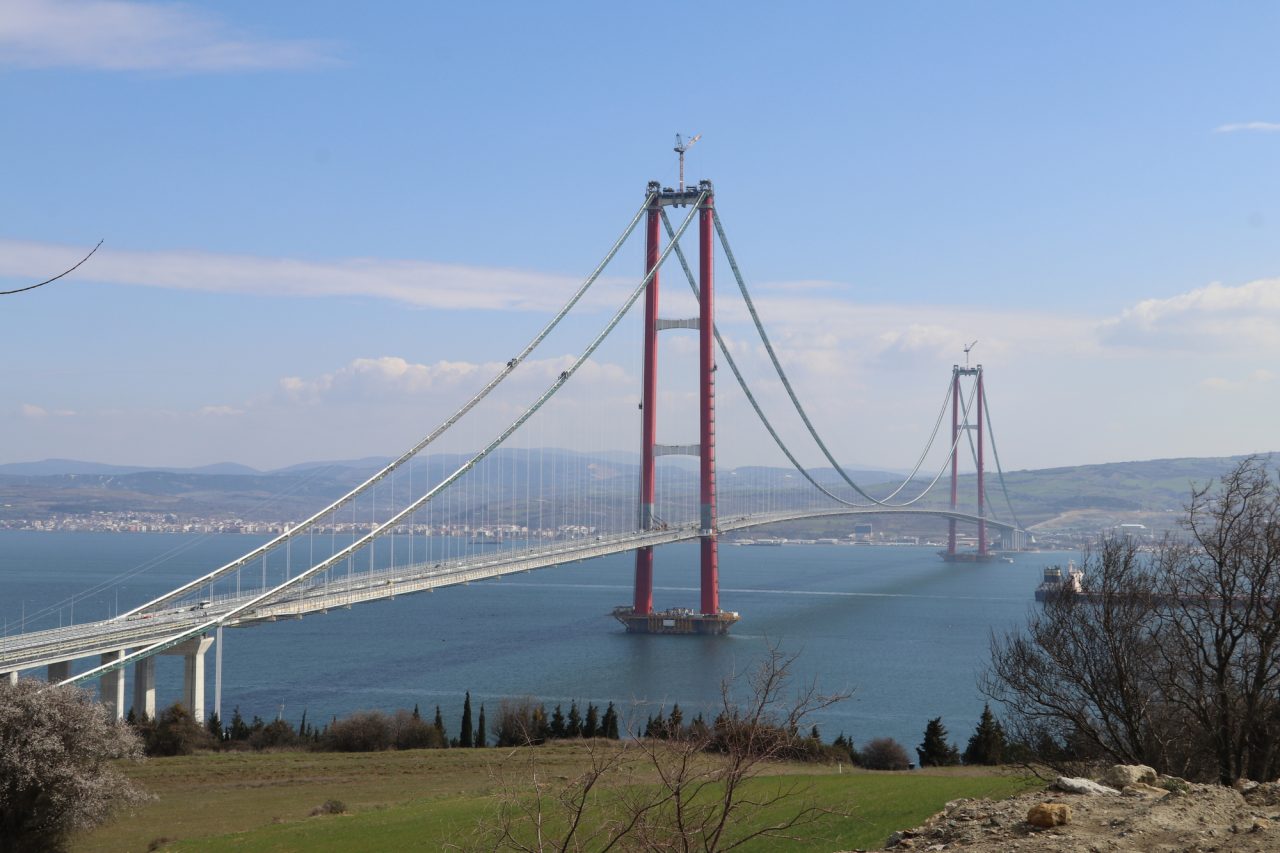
[3,671,16,686]
[47,660,71,683]
[169,635,213,721]
[132,656,156,719]
[100,650,127,720]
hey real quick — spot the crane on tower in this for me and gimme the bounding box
[674,133,701,192]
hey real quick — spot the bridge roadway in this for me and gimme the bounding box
[0,507,1022,678]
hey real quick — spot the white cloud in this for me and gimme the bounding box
[0,0,336,72]
[277,354,629,405]
[0,239,611,312]
[19,402,75,417]
[198,405,244,417]
[1200,369,1274,393]
[1214,122,1280,134]
[1098,278,1280,350]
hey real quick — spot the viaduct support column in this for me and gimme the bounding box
[633,185,661,616]
[133,656,156,719]
[3,671,17,686]
[47,660,70,683]
[698,186,719,615]
[99,650,126,720]
[947,367,959,557]
[169,635,214,721]
[976,367,987,556]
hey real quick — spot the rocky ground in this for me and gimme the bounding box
[874,766,1280,852]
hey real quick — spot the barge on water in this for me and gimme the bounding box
[612,606,740,635]
[938,550,1003,563]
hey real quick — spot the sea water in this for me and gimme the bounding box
[0,531,1071,751]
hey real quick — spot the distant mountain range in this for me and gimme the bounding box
[0,457,398,477]
[0,451,1273,533]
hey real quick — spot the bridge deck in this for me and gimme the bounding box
[0,508,1022,675]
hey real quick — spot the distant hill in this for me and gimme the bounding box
[0,458,262,476]
[0,451,1273,533]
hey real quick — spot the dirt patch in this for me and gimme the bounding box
[878,776,1280,852]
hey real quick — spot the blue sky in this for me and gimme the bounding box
[1,1,1278,472]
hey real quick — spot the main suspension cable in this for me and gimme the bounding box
[711,209,965,508]
[118,191,657,619]
[982,389,1024,530]
[64,195,706,687]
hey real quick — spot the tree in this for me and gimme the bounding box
[861,737,911,770]
[983,536,1170,772]
[141,703,214,757]
[582,703,599,739]
[832,733,860,766]
[476,704,486,747]
[206,711,223,742]
[0,678,147,853]
[916,717,960,767]
[433,705,446,744]
[566,702,582,738]
[481,645,850,851]
[460,692,474,749]
[984,458,1280,784]
[549,704,566,739]
[602,702,620,740]
[963,704,1006,766]
[228,706,251,741]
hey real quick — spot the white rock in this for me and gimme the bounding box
[1052,776,1121,795]
[1100,764,1158,788]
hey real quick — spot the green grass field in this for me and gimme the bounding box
[74,745,1035,852]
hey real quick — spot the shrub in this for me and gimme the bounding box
[322,711,392,752]
[861,737,911,770]
[0,678,147,853]
[391,709,444,750]
[139,703,214,757]
[309,799,347,816]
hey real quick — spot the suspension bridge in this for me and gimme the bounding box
[0,179,1028,721]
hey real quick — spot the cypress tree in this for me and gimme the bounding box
[206,711,222,742]
[809,724,820,742]
[917,717,961,767]
[298,709,307,740]
[412,703,420,721]
[566,702,582,738]
[963,704,1007,766]
[583,703,599,739]
[460,692,474,748]
[476,704,486,747]
[667,704,683,738]
[603,702,620,739]
[434,705,446,744]
[550,704,567,739]
[229,707,250,741]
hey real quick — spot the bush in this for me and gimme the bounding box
[391,709,444,750]
[0,678,147,853]
[249,718,299,751]
[138,703,214,757]
[321,711,392,752]
[861,737,911,770]
[309,799,346,816]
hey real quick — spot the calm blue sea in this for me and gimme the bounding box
[0,531,1070,751]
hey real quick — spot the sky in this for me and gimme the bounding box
[1,0,1278,474]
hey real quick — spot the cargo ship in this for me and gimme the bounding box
[612,606,740,635]
[1034,561,1084,602]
